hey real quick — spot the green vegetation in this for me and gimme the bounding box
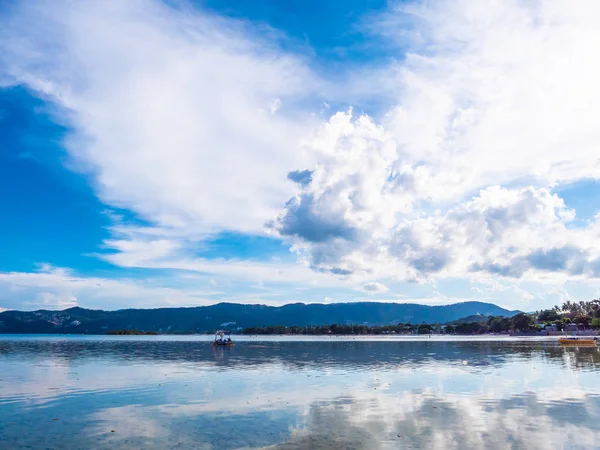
[243,324,409,335]
[241,315,523,336]
[106,330,159,335]
[243,299,600,335]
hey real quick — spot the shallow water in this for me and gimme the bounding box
[1,335,599,449]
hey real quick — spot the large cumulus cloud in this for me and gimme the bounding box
[271,112,600,281]
[269,0,600,284]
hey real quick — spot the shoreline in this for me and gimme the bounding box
[1,330,599,337]
[1,333,594,341]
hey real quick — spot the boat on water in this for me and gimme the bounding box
[211,330,234,347]
[558,336,598,346]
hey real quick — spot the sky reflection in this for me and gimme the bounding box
[1,337,599,449]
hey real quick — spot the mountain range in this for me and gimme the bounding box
[0,301,520,334]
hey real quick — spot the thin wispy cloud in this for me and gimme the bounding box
[0,0,319,236]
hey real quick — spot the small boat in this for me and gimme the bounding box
[211,330,234,347]
[559,336,598,346]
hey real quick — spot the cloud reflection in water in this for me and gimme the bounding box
[0,337,599,449]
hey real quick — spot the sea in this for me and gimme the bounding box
[1,335,599,449]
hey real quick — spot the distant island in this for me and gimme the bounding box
[0,301,519,334]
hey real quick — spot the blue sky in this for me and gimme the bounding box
[1,0,600,311]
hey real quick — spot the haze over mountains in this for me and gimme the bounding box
[0,301,519,334]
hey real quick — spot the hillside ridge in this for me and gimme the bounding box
[0,301,520,334]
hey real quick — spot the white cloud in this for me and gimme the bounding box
[388,186,600,281]
[0,265,229,310]
[0,0,319,237]
[275,134,600,280]
[360,282,390,294]
[0,263,408,311]
[97,233,352,286]
[35,292,78,309]
[270,112,403,276]
[374,0,600,194]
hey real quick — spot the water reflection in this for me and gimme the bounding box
[270,392,600,450]
[1,337,599,449]
[2,338,600,371]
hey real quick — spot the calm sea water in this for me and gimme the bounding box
[1,335,599,450]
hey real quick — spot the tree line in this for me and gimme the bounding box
[241,299,600,335]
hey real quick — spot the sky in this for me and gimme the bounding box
[1,0,600,312]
